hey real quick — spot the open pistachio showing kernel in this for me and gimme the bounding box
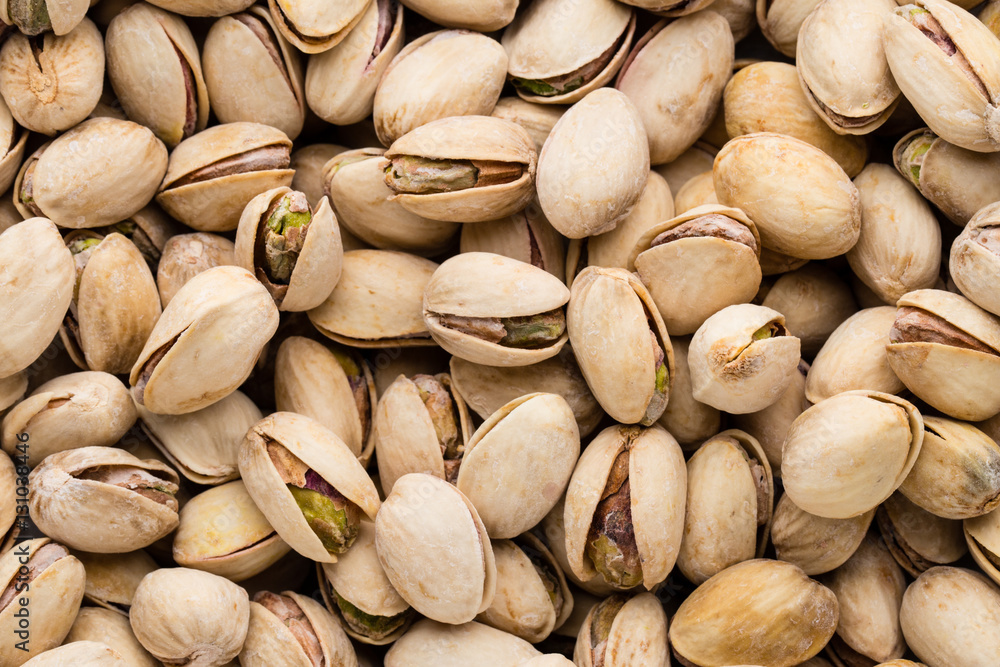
[965,507,1000,586]
[770,493,874,576]
[572,592,667,667]
[564,424,686,591]
[267,0,368,54]
[28,447,180,553]
[951,201,1000,317]
[240,590,358,667]
[423,252,570,366]
[384,620,541,667]
[239,412,380,563]
[567,267,674,425]
[0,0,87,35]
[878,492,967,577]
[886,289,1000,421]
[157,232,235,307]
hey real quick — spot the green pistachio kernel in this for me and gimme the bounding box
[287,485,358,555]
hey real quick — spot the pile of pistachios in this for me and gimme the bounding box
[4,0,1000,665]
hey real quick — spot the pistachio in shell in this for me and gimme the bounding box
[399,0,517,31]
[156,232,236,308]
[572,592,668,667]
[266,0,369,54]
[877,492,968,577]
[383,619,540,667]
[770,493,874,576]
[490,97,567,154]
[756,0,823,57]
[65,607,160,667]
[657,336,722,451]
[950,200,1000,317]
[19,642,128,667]
[729,359,809,474]
[72,549,157,614]
[965,506,1000,587]
[0,0,87,36]
[239,590,358,667]
[459,203,566,281]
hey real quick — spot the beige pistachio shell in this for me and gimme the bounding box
[309,249,437,347]
[658,336,722,450]
[0,18,103,135]
[106,3,209,147]
[323,149,459,256]
[73,549,157,613]
[805,307,904,403]
[878,492,968,577]
[712,0,757,41]
[130,567,250,667]
[306,0,404,126]
[730,360,808,473]
[899,567,1000,667]
[1,371,136,467]
[291,143,348,205]
[145,0,255,15]
[384,620,540,667]
[886,289,1000,421]
[760,263,858,357]
[782,391,923,519]
[756,0,822,57]
[65,608,160,667]
[616,12,733,165]
[539,495,616,597]
[202,6,304,140]
[374,31,508,146]
[0,371,26,415]
[573,593,668,667]
[714,132,861,259]
[965,507,1000,586]
[400,0,517,31]
[460,204,565,281]
[239,591,358,667]
[630,204,762,336]
[520,656,575,667]
[20,642,128,666]
[672,170,718,215]
[724,61,867,177]
[566,266,674,424]
[157,232,236,308]
[771,493,874,575]
[0,0,88,35]
[951,201,1000,316]
[267,0,369,54]
[375,473,496,624]
[564,424,686,591]
[238,412,381,563]
[758,247,810,276]
[688,303,802,414]
[28,446,180,553]
[654,141,716,196]
[670,559,838,667]
[0,99,26,197]
[0,453,14,539]
[537,88,649,239]
[490,97,567,154]
[458,393,580,538]
[128,265,279,415]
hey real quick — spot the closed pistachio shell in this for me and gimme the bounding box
[384,620,540,667]
[239,590,358,667]
[73,549,157,614]
[756,0,823,57]
[770,493,874,576]
[657,337,722,450]
[156,232,236,308]
[573,593,668,667]
[400,0,517,31]
[712,0,757,41]
[291,144,347,205]
[520,657,575,667]
[145,0,254,15]
[65,607,160,667]
[654,141,716,196]
[730,360,809,473]
[878,493,967,577]
[20,642,128,666]
[267,0,369,54]
[965,506,1000,586]
[760,264,857,357]
[490,98,567,154]
[951,201,1000,316]
[672,170,717,215]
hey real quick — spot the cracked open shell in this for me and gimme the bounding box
[950,201,1000,316]
[884,0,1000,152]
[965,506,1000,587]
[384,620,540,667]
[65,607,159,667]
[770,493,874,575]
[573,593,668,667]
[502,0,634,106]
[73,549,157,614]
[423,252,570,366]
[239,590,358,667]
[782,391,923,519]
[375,473,496,624]
[886,289,1000,421]
[28,447,180,553]
[629,204,762,336]
[238,412,381,563]
[128,266,279,415]
[567,266,674,425]
[0,0,87,35]
[1,371,136,467]
[877,492,967,577]
[563,423,686,591]
[267,0,369,54]
[382,116,537,224]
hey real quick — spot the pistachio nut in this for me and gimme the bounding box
[714,132,861,259]
[805,306,905,404]
[371,347,451,396]
[713,0,757,42]
[130,567,250,667]
[616,13,733,165]
[670,559,839,667]
[318,521,414,645]
[373,372,471,493]
[382,116,537,223]
[203,6,304,140]
[0,0,87,35]
[239,412,381,563]
[782,391,923,519]
[384,619,540,667]
[771,493,874,576]
[14,118,167,229]
[399,0,517,31]
[672,170,718,215]
[309,249,437,347]
[423,252,570,366]
[965,506,1000,586]
[323,149,459,256]
[873,662,926,667]
[886,289,1000,421]
[620,0,716,14]
[145,0,254,14]
[677,429,774,584]
[72,549,157,613]
[564,424,686,591]
[240,590,358,667]
[0,95,26,197]
[688,303,802,414]
[267,0,368,54]
[156,232,236,308]
[0,17,103,135]
[950,200,1000,316]
[723,61,867,177]
[654,140,716,197]
[502,0,634,105]
[536,88,649,238]
[756,0,822,57]
[19,642,128,666]
[539,495,615,596]
[759,264,858,356]
[373,30,508,146]
[92,205,181,274]
[877,492,967,577]
[375,473,496,624]
[459,204,565,281]
[155,122,294,232]
[129,265,279,415]
[899,567,1000,667]
[730,359,808,473]
[478,535,572,643]
[65,607,160,667]
[490,97,566,154]
[291,143,348,205]
[897,416,1000,519]
[106,3,209,147]
[630,204,762,336]
[572,592,668,667]
[758,247,810,276]
[457,393,579,538]
[567,267,674,425]
[1,371,137,467]
[29,446,180,552]
[658,336,722,450]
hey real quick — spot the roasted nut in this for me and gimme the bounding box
[0,0,88,35]
[266,0,368,54]
[878,492,968,577]
[950,200,1000,316]
[658,336,723,450]
[399,0,517,31]
[459,204,565,281]
[490,97,566,154]
[756,0,823,57]
[65,607,160,666]
[572,592,667,667]
[19,642,128,666]
[156,232,236,307]
[73,549,157,614]
[770,493,874,576]
[384,619,540,667]
[730,359,809,473]
[759,264,857,357]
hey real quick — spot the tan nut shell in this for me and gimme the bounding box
[756,0,823,57]
[460,205,565,281]
[128,265,279,415]
[878,493,968,577]
[658,336,722,449]
[537,88,649,239]
[0,0,88,36]
[760,264,857,357]
[0,99,26,197]
[267,0,370,54]
[239,591,358,667]
[384,620,540,667]
[490,97,567,154]
[965,507,1000,586]
[145,0,255,16]
[458,393,580,538]
[564,424,686,590]
[672,170,718,215]
[375,473,497,624]
[20,642,128,667]
[886,289,1000,421]
[73,549,157,613]
[157,232,236,308]
[28,446,180,553]
[238,411,381,563]
[573,593,668,667]
[770,493,874,576]
[654,141,716,196]
[782,391,924,519]
[65,608,160,667]
[951,201,1000,316]
[401,0,517,31]
[670,559,839,667]
[729,360,809,473]
[0,453,14,539]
